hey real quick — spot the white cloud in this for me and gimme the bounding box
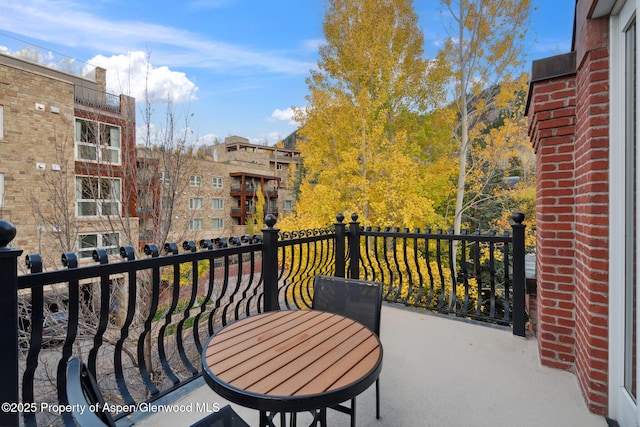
[86,51,197,104]
[0,1,314,75]
[197,133,222,146]
[270,107,297,125]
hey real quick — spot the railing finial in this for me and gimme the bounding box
[350,213,359,222]
[512,212,525,224]
[265,214,277,228]
[336,213,345,223]
[0,220,16,249]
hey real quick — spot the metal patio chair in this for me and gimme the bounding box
[66,357,117,427]
[67,357,249,427]
[312,275,383,427]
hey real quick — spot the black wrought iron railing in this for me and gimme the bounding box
[0,212,526,426]
[74,86,121,113]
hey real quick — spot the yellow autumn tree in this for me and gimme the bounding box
[438,0,532,234]
[286,0,447,231]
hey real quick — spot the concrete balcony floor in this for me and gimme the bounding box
[130,304,608,427]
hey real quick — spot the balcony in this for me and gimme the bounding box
[0,214,607,426]
[130,304,606,427]
[74,86,121,113]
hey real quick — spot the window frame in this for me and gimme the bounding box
[190,175,202,187]
[189,219,203,231]
[159,171,171,185]
[75,175,122,217]
[77,232,121,259]
[212,177,224,188]
[211,198,224,210]
[189,197,203,210]
[74,118,122,165]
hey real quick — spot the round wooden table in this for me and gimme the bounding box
[201,310,383,426]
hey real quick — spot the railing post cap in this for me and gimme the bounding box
[336,213,345,223]
[0,220,16,248]
[350,213,359,222]
[512,212,525,224]
[264,214,277,228]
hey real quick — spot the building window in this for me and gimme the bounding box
[0,173,4,208]
[277,164,283,170]
[75,176,121,217]
[189,198,203,210]
[78,232,120,259]
[189,219,203,231]
[0,105,4,140]
[284,200,293,210]
[212,218,224,229]
[190,175,202,187]
[212,177,223,188]
[211,198,224,210]
[159,171,170,185]
[75,118,121,164]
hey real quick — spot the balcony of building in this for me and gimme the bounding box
[0,213,609,427]
[129,303,606,427]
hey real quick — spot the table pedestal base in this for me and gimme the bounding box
[259,409,327,427]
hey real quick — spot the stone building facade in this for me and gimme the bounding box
[0,52,138,270]
[1,53,299,271]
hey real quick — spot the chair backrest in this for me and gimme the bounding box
[312,275,383,335]
[66,357,116,427]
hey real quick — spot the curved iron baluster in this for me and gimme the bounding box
[372,228,385,290]
[474,236,483,318]
[137,244,161,396]
[390,228,404,303]
[22,254,43,427]
[217,256,232,327]
[208,252,226,335]
[113,247,138,404]
[174,242,200,377]
[157,244,182,386]
[447,230,457,314]
[192,237,214,347]
[424,230,436,308]
[402,228,415,305]
[88,249,112,383]
[380,228,395,301]
[489,236,497,319]
[503,235,512,323]
[220,253,244,325]
[57,252,80,426]
[233,249,257,321]
[435,230,446,311]
[276,243,292,310]
[460,231,470,315]
[411,229,424,306]
[199,253,217,339]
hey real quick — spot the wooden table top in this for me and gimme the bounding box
[201,310,383,412]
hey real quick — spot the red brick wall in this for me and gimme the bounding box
[528,47,610,416]
[573,45,610,415]
[528,75,577,372]
[527,0,610,417]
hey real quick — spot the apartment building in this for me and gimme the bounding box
[0,52,137,271]
[1,51,300,270]
[138,135,299,246]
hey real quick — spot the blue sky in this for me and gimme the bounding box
[0,0,574,146]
